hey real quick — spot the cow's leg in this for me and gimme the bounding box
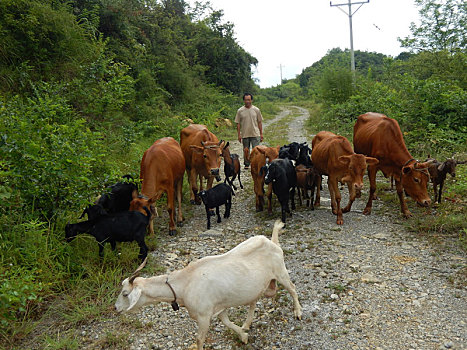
[342,182,356,213]
[281,203,287,223]
[328,178,337,214]
[167,187,177,236]
[176,179,184,226]
[189,169,200,204]
[395,178,411,217]
[314,176,321,207]
[329,177,343,224]
[298,187,303,206]
[238,171,243,189]
[309,185,315,210]
[218,310,248,344]
[254,179,263,212]
[363,166,377,215]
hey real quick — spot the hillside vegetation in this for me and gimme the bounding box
[1,0,466,348]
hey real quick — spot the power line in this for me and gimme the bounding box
[330,0,370,74]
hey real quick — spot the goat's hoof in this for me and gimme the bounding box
[168,229,177,236]
[209,210,215,216]
[190,200,196,205]
[177,221,183,227]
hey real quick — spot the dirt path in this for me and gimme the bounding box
[74,107,466,350]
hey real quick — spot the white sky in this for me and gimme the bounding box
[187,0,420,88]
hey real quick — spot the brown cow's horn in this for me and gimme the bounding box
[218,140,223,146]
[129,257,148,284]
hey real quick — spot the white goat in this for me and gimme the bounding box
[115,220,302,349]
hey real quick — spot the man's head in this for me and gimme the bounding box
[243,93,253,108]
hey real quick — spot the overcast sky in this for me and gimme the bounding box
[187,0,421,88]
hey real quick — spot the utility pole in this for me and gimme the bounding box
[330,0,369,73]
[278,63,284,85]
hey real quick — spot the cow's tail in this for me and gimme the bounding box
[271,220,284,246]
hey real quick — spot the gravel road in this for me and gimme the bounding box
[77,106,466,350]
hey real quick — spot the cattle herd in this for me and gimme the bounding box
[65,112,464,349]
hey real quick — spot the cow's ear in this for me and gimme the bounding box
[190,145,204,154]
[365,157,379,166]
[416,161,432,169]
[338,155,351,165]
[402,166,412,174]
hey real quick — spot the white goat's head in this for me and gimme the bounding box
[115,258,147,313]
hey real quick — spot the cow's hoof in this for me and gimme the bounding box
[169,229,177,236]
[177,221,183,227]
[362,208,372,215]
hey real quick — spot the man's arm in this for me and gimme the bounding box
[237,123,241,143]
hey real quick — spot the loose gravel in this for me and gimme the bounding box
[71,107,467,349]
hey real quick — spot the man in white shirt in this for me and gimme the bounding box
[235,93,263,169]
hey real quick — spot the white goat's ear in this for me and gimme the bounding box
[127,287,142,311]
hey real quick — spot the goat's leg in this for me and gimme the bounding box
[276,266,303,320]
[218,310,249,344]
[242,301,257,331]
[309,185,315,210]
[298,187,303,206]
[216,206,221,223]
[433,183,438,203]
[228,176,237,191]
[205,207,211,229]
[98,242,105,258]
[237,171,243,189]
[167,187,177,236]
[290,187,296,210]
[224,199,231,218]
[137,240,148,262]
[195,316,211,350]
[438,182,443,204]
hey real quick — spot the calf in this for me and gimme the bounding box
[263,158,297,223]
[296,142,313,167]
[279,142,300,161]
[295,163,320,209]
[66,205,151,262]
[426,158,465,203]
[115,220,302,349]
[199,183,234,229]
[221,142,243,190]
[250,145,280,212]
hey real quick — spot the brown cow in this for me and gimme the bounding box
[129,137,185,236]
[353,112,432,217]
[312,131,378,225]
[250,145,280,212]
[180,124,224,204]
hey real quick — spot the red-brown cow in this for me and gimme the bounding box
[353,112,432,217]
[312,131,378,225]
[180,124,224,204]
[250,145,280,212]
[129,137,185,236]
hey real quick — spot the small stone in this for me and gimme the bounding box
[319,271,327,277]
[361,273,380,283]
[330,294,339,300]
[444,341,453,348]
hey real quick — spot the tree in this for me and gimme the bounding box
[398,0,467,53]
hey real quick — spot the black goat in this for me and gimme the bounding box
[80,175,138,220]
[66,205,151,262]
[426,158,465,203]
[221,142,243,190]
[296,143,313,167]
[263,158,297,223]
[199,183,234,229]
[279,142,300,161]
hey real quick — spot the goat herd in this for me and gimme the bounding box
[65,112,464,349]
